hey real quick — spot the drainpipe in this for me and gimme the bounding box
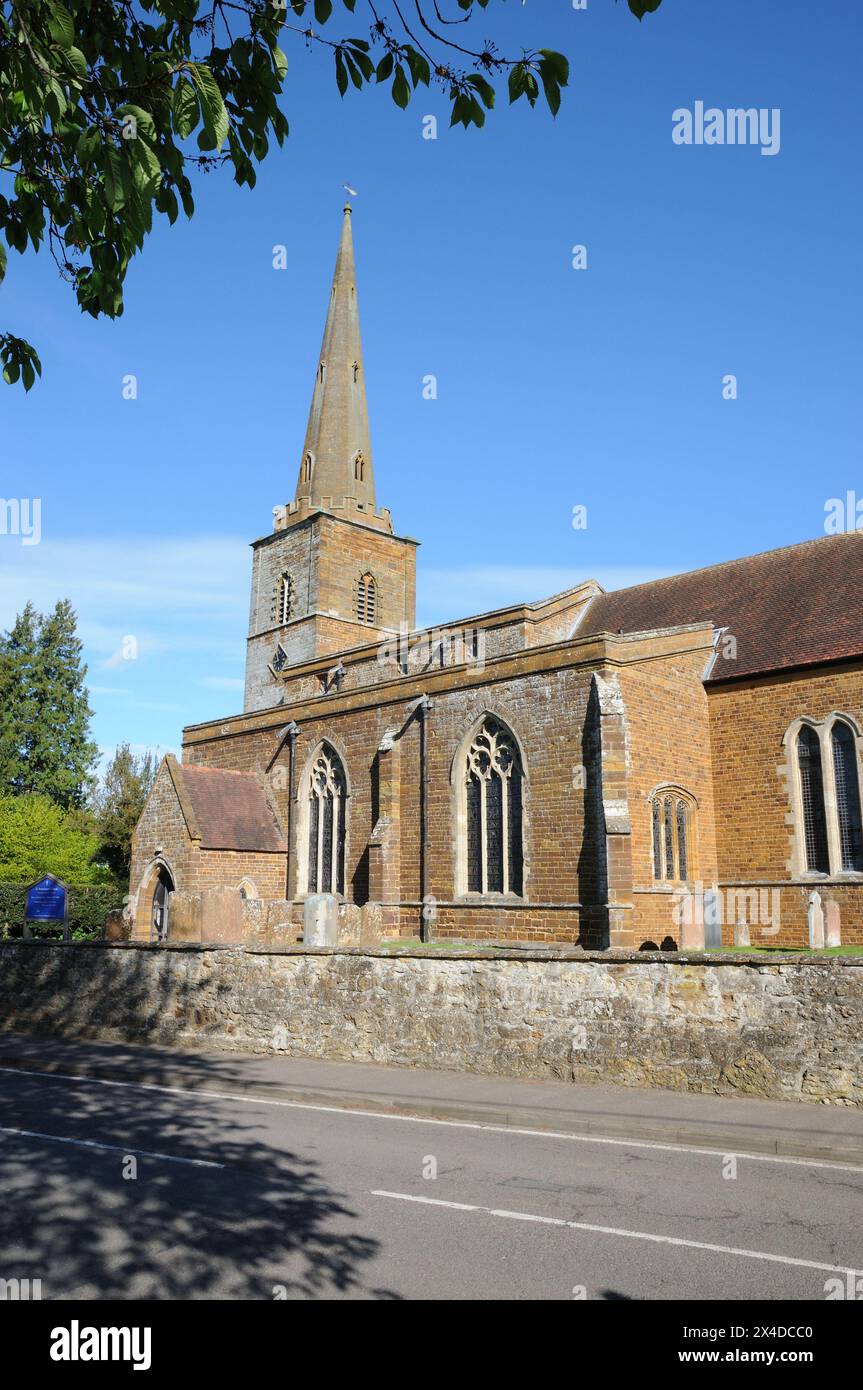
[282,721,299,902]
[416,695,433,942]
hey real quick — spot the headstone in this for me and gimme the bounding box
[807,890,825,950]
[703,888,723,949]
[304,893,339,947]
[825,900,842,949]
[733,919,751,948]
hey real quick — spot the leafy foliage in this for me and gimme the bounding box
[0,600,99,807]
[0,1,673,386]
[0,791,110,883]
[92,741,158,877]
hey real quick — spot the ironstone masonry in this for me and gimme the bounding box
[129,206,863,951]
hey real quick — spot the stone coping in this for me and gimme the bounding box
[1,940,861,968]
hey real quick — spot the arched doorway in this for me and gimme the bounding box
[151,865,174,942]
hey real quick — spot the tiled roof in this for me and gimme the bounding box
[176,764,286,852]
[578,532,863,682]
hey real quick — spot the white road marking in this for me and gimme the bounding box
[0,1064,860,1174]
[371,1190,860,1277]
[0,1123,223,1169]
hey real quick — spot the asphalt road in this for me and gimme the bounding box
[0,1055,861,1301]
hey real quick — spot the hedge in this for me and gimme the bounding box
[0,882,124,941]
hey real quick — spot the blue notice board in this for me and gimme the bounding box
[25,875,69,930]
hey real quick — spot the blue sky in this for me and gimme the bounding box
[2,0,861,762]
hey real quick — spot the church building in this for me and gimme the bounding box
[130,207,863,951]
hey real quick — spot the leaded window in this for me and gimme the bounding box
[797,726,830,873]
[651,791,692,882]
[357,572,377,625]
[306,745,346,895]
[464,718,523,895]
[831,721,863,871]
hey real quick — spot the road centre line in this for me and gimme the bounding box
[371,1190,861,1277]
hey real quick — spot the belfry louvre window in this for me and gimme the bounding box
[306,745,346,895]
[651,791,692,882]
[797,726,830,873]
[831,721,863,871]
[464,717,523,895]
[277,573,293,626]
[357,572,376,625]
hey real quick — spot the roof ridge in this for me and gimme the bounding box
[599,530,860,599]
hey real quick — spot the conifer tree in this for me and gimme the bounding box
[0,600,98,808]
[93,743,158,878]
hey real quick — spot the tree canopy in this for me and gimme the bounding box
[92,741,158,876]
[1,0,662,389]
[0,599,99,806]
[0,790,110,882]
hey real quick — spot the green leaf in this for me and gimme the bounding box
[335,50,348,97]
[627,0,663,17]
[314,0,333,21]
[47,2,75,50]
[508,64,527,105]
[538,50,570,86]
[405,47,431,89]
[392,65,410,110]
[376,52,394,84]
[466,74,495,109]
[273,46,288,82]
[172,79,200,139]
[0,244,6,284]
[188,63,230,150]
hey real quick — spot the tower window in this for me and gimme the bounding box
[650,790,694,882]
[302,453,313,484]
[463,717,524,896]
[319,362,325,384]
[354,451,365,482]
[277,573,293,626]
[352,361,359,384]
[357,572,377,625]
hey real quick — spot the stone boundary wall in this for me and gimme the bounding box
[0,942,860,1106]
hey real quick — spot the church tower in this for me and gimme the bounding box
[244,205,418,713]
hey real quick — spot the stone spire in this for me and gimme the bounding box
[294,203,377,513]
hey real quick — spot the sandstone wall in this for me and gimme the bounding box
[0,943,860,1106]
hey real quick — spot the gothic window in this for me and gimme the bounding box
[354,451,365,482]
[302,453,313,484]
[797,726,830,873]
[650,790,693,883]
[277,572,293,626]
[357,572,377,625]
[831,721,863,871]
[463,717,524,895]
[352,361,359,384]
[319,362,325,384]
[305,745,347,895]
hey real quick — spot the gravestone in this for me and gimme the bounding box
[825,900,842,949]
[807,891,825,950]
[703,889,723,949]
[733,920,751,948]
[304,893,339,947]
